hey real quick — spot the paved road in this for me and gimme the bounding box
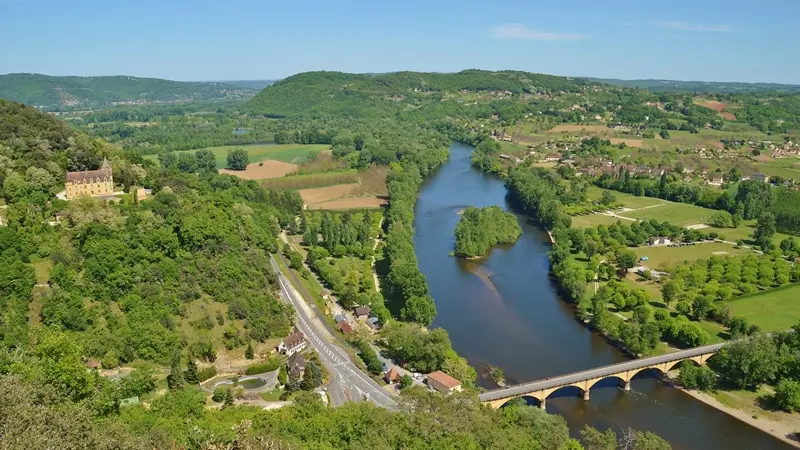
[479,342,725,402]
[270,255,396,409]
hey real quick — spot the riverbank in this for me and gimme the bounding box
[676,386,800,448]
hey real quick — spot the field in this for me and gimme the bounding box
[609,138,643,147]
[728,283,800,332]
[631,242,744,271]
[548,124,608,133]
[261,170,359,190]
[755,157,800,180]
[219,160,298,179]
[693,99,737,121]
[571,214,624,228]
[144,144,331,169]
[587,186,665,209]
[622,202,716,226]
[296,165,389,210]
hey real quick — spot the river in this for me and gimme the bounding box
[413,143,790,450]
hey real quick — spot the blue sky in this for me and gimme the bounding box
[1,0,798,83]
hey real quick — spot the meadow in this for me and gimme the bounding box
[622,202,716,226]
[631,242,744,271]
[728,283,800,332]
[144,144,331,168]
[586,186,665,209]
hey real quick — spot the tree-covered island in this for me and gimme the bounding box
[454,206,522,258]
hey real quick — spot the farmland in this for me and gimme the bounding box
[293,165,389,210]
[219,160,298,179]
[622,202,716,226]
[261,170,359,190]
[631,242,744,271]
[144,143,331,168]
[728,283,800,332]
[586,186,665,209]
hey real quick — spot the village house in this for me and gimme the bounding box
[384,366,401,384]
[649,237,672,246]
[426,371,462,394]
[543,152,562,162]
[354,306,371,321]
[65,158,114,200]
[751,172,770,183]
[287,353,306,377]
[366,317,381,331]
[338,320,353,334]
[277,330,307,356]
[708,174,724,186]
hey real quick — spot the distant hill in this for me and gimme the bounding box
[248,70,593,117]
[222,79,277,90]
[590,78,800,94]
[0,73,259,110]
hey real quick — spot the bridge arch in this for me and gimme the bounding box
[586,374,626,391]
[665,357,703,374]
[543,384,585,400]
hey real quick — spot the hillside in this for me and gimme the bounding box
[591,77,800,94]
[222,79,277,90]
[247,70,594,117]
[0,73,258,110]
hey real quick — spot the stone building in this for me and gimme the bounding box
[65,158,114,200]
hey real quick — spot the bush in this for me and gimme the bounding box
[678,363,716,390]
[774,380,800,412]
[198,366,217,382]
[245,358,281,375]
[212,387,230,403]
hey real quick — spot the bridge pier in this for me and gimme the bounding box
[582,390,590,401]
[620,379,631,391]
[539,399,546,410]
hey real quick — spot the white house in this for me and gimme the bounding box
[649,237,672,246]
[277,330,307,356]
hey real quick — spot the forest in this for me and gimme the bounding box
[454,206,522,258]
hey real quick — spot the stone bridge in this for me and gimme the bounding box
[479,343,724,409]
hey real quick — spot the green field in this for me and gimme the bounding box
[587,186,666,209]
[704,221,794,247]
[755,158,800,180]
[571,213,625,228]
[728,283,800,332]
[632,242,746,271]
[261,170,359,190]
[622,202,716,226]
[29,257,52,285]
[145,144,331,169]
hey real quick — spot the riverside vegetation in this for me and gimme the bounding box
[454,206,522,258]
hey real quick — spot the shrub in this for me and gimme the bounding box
[198,366,217,382]
[245,358,281,375]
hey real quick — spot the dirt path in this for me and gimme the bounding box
[371,218,384,293]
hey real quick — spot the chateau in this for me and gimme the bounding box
[65,158,114,200]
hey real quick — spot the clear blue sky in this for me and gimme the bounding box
[2,0,798,83]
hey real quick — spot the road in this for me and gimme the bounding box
[479,342,725,402]
[270,255,397,409]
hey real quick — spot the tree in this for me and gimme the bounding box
[713,334,779,390]
[678,363,715,390]
[244,342,254,360]
[278,363,288,386]
[184,359,199,385]
[580,425,617,450]
[659,129,670,139]
[661,280,681,306]
[773,379,800,412]
[599,190,617,206]
[301,361,323,390]
[753,212,776,250]
[166,355,185,391]
[195,149,217,172]
[616,249,638,272]
[400,295,437,326]
[226,148,249,170]
[399,374,413,390]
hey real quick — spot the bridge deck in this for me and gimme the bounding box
[479,342,724,402]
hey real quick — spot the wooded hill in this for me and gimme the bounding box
[590,78,800,94]
[0,73,257,110]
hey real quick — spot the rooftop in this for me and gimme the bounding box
[427,370,461,389]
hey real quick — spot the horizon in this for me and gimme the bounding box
[1,0,799,84]
[3,70,800,87]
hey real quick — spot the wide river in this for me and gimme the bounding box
[413,143,790,450]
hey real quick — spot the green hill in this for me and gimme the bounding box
[0,73,258,110]
[247,70,593,117]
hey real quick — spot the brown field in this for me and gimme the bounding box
[694,100,737,121]
[219,160,298,180]
[547,124,608,133]
[307,197,388,210]
[299,183,359,204]
[609,138,643,147]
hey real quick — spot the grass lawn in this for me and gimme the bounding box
[631,242,745,271]
[29,256,52,285]
[571,213,624,229]
[145,144,331,169]
[755,158,800,180]
[259,388,284,402]
[586,186,665,209]
[497,140,528,155]
[623,202,716,226]
[728,283,800,332]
